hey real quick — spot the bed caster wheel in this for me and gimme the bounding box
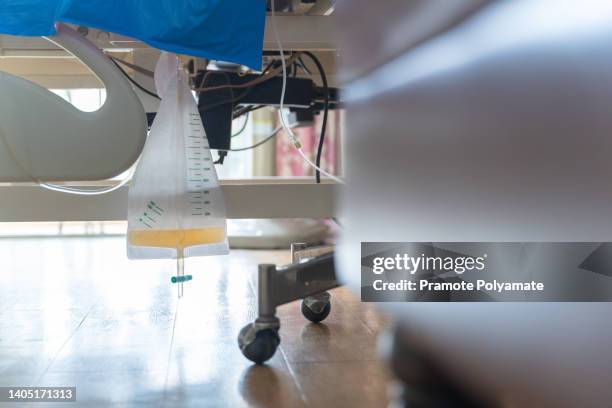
[238,320,280,364]
[301,292,331,323]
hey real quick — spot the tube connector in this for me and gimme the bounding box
[171,275,193,284]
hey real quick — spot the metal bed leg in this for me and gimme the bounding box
[292,243,333,323]
[237,244,337,364]
[237,264,281,364]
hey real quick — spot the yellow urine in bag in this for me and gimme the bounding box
[128,228,225,249]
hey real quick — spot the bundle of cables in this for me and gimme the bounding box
[268,0,342,184]
[105,4,345,194]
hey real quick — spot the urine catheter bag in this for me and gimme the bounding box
[127,53,229,269]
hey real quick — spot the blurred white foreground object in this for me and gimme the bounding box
[338,0,612,406]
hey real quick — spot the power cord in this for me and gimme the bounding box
[111,58,160,100]
[301,51,329,184]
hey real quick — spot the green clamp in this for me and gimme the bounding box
[171,275,193,284]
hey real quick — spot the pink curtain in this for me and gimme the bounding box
[275,110,343,177]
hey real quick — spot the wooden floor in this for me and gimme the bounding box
[0,236,391,407]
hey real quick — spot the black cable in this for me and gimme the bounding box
[302,52,329,183]
[231,113,249,138]
[263,60,276,74]
[217,126,281,152]
[111,59,160,99]
[292,54,298,78]
[297,56,312,75]
[227,134,275,151]
[217,127,281,152]
[232,104,265,119]
[232,105,251,118]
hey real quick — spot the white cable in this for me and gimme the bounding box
[0,115,134,195]
[41,168,133,195]
[41,178,130,195]
[41,181,128,195]
[269,0,345,184]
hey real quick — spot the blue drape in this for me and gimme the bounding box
[0,0,266,69]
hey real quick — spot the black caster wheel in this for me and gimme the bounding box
[301,294,331,323]
[238,322,280,364]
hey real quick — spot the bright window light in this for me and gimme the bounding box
[51,88,107,112]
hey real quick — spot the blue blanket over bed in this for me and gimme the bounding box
[0,0,266,69]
